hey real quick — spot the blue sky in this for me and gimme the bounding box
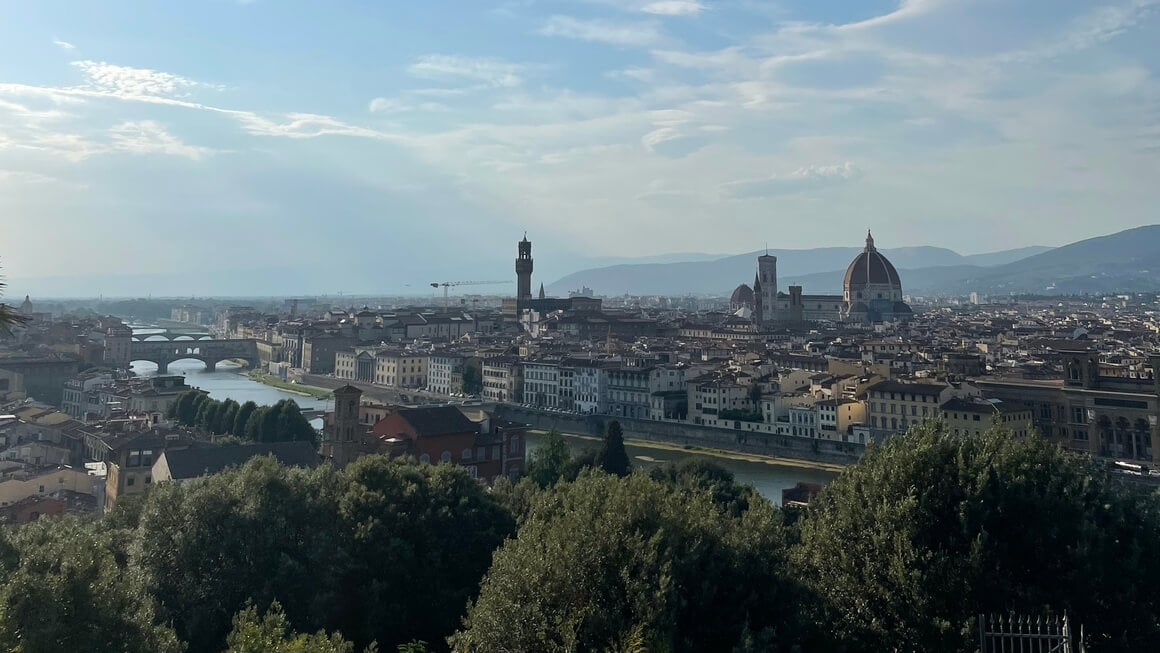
[1,0,1159,296]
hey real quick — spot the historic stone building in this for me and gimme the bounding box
[752,230,912,327]
[502,234,603,322]
[841,231,913,323]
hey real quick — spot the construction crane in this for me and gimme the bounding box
[430,280,510,307]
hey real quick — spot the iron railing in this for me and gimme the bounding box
[978,613,1085,653]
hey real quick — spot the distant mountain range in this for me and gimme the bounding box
[546,243,1055,296]
[547,226,1160,297]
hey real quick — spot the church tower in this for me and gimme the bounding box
[516,233,534,301]
[756,254,778,326]
[327,384,363,468]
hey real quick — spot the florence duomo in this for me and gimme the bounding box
[732,230,912,327]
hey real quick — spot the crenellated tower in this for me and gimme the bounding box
[516,233,534,301]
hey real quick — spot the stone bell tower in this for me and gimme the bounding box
[516,233,534,302]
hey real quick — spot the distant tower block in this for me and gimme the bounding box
[516,233,534,300]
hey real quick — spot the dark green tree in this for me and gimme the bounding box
[133,456,341,653]
[320,457,515,650]
[558,448,600,482]
[0,269,29,336]
[451,472,801,652]
[648,458,755,517]
[225,602,355,653]
[218,399,240,435]
[0,517,182,653]
[275,400,318,445]
[132,455,513,653]
[461,366,482,395]
[191,391,209,416]
[526,429,572,488]
[258,401,286,442]
[171,390,197,423]
[796,423,1160,652]
[597,420,631,477]
[198,399,222,431]
[245,406,266,441]
[234,401,259,437]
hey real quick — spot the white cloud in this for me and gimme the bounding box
[722,162,864,198]
[540,15,663,46]
[368,97,449,114]
[641,126,682,150]
[52,39,76,51]
[407,55,525,88]
[70,60,221,98]
[234,112,407,143]
[106,120,213,160]
[607,67,656,82]
[837,0,944,31]
[0,170,63,185]
[641,1,704,16]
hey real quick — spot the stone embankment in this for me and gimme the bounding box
[493,406,863,468]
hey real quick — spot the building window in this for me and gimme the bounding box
[462,448,473,460]
[127,477,135,487]
[441,451,452,464]
[419,453,431,464]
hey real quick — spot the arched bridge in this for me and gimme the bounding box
[130,339,260,374]
[131,330,214,342]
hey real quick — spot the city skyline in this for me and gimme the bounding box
[2,0,1159,293]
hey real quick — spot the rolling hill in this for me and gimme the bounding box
[546,243,1053,296]
[547,226,1160,297]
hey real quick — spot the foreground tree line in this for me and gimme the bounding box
[0,423,1158,652]
[168,391,318,445]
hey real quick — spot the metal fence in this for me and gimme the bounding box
[979,614,1085,653]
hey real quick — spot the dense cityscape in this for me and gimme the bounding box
[2,227,1160,649]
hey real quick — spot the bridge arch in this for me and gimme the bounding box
[131,356,255,375]
[128,338,261,375]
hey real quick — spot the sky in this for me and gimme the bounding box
[1,0,1159,296]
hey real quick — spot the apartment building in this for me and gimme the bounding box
[374,350,429,388]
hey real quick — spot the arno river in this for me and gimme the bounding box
[130,329,839,504]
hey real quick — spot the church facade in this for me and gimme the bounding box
[736,231,912,327]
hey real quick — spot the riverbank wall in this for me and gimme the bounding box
[493,406,863,467]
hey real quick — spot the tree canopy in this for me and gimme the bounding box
[597,420,631,477]
[797,423,1160,652]
[3,421,1159,653]
[170,392,317,444]
[451,471,803,652]
[526,429,571,488]
[130,455,513,653]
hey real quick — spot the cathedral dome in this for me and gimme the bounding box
[730,284,754,307]
[843,231,901,290]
